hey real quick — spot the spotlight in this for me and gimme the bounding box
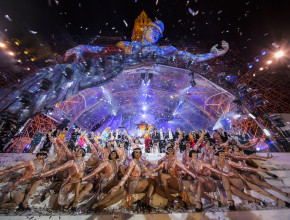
[142,114,146,118]
[190,80,196,87]
[274,51,284,58]
[148,73,153,80]
[259,67,264,71]
[0,42,6,48]
[186,58,194,69]
[141,73,145,80]
[266,60,272,65]
[251,94,268,107]
[247,63,253,69]
[38,78,52,92]
[20,90,34,105]
[137,52,143,61]
[119,53,125,63]
[200,63,210,74]
[217,72,226,84]
[237,83,252,95]
[254,56,260,62]
[64,67,74,79]
[261,49,267,56]
[152,51,157,60]
[8,51,15,56]
[142,106,147,111]
[170,55,176,64]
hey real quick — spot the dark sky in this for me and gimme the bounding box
[0,0,289,61]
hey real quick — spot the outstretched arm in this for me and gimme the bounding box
[176,41,229,63]
[201,162,228,177]
[0,162,28,177]
[229,160,267,173]
[176,160,197,179]
[38,160,74,178]
[81,161,107,182]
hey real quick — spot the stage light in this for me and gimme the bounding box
[187,58,194,69]
[64,67,74,79]
[152,51,157,60]
[254,56,260,62]
[8,51,15,56]
[142,106,147,111]
[274,51,284,58]
[38,78,52,92]
[141,73,145,80]
[249,113,256,119]
[0,42,6,48]
[190,80,196,87]
[148,73,153,80]
[142,114,146,118]
[261,49,266,56]
[233,115,241,119]
[263,129,271,136]
[247,63,253,69]
[259,67,264,71]
[266,60,272,65]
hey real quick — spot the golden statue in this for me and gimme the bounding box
[131,10,152,41]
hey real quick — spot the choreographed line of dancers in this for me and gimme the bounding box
[0,126,289,213]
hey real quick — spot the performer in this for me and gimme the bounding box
[152,145,201,210]
[35,147,87,210]
[142,127,152,153]
[159,128,166,153]
[166,128,175,143]
[187,150,229,211]
[151,128,160,153]
[110,147,156,212]
[0,151,49,211]
[212,150,267,210]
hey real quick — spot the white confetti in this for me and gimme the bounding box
[123,20,128,27]
[5,15,12,22]
[29,30,38,34]
[188,8,199,16]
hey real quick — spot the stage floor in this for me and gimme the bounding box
[0,153,290,219]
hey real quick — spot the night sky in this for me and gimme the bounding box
[0,0,289,61]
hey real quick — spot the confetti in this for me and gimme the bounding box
[29,30,38,34]
[123,20,128,27]
[188,8,199,16]
[5,15,12,22]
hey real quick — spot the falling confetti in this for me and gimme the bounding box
[188,8,199,16]
[29,30,38,34]
[123,20,128,27]
[5,14,12,22]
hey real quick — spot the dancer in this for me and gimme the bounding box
[0,151,49,210]
[110,147,156,212]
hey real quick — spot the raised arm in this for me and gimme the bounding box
[48,133,61,154]
[193,131,205,151]
[173,134,183,154]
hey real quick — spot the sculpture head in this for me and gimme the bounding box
[142,20,164,45]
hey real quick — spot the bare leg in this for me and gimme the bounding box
[160,173,178,206]
[22,180,43,207]
[134,178,156,205]
[221,176,234,206]
[249,174,289,198]
[242,175,287,206]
